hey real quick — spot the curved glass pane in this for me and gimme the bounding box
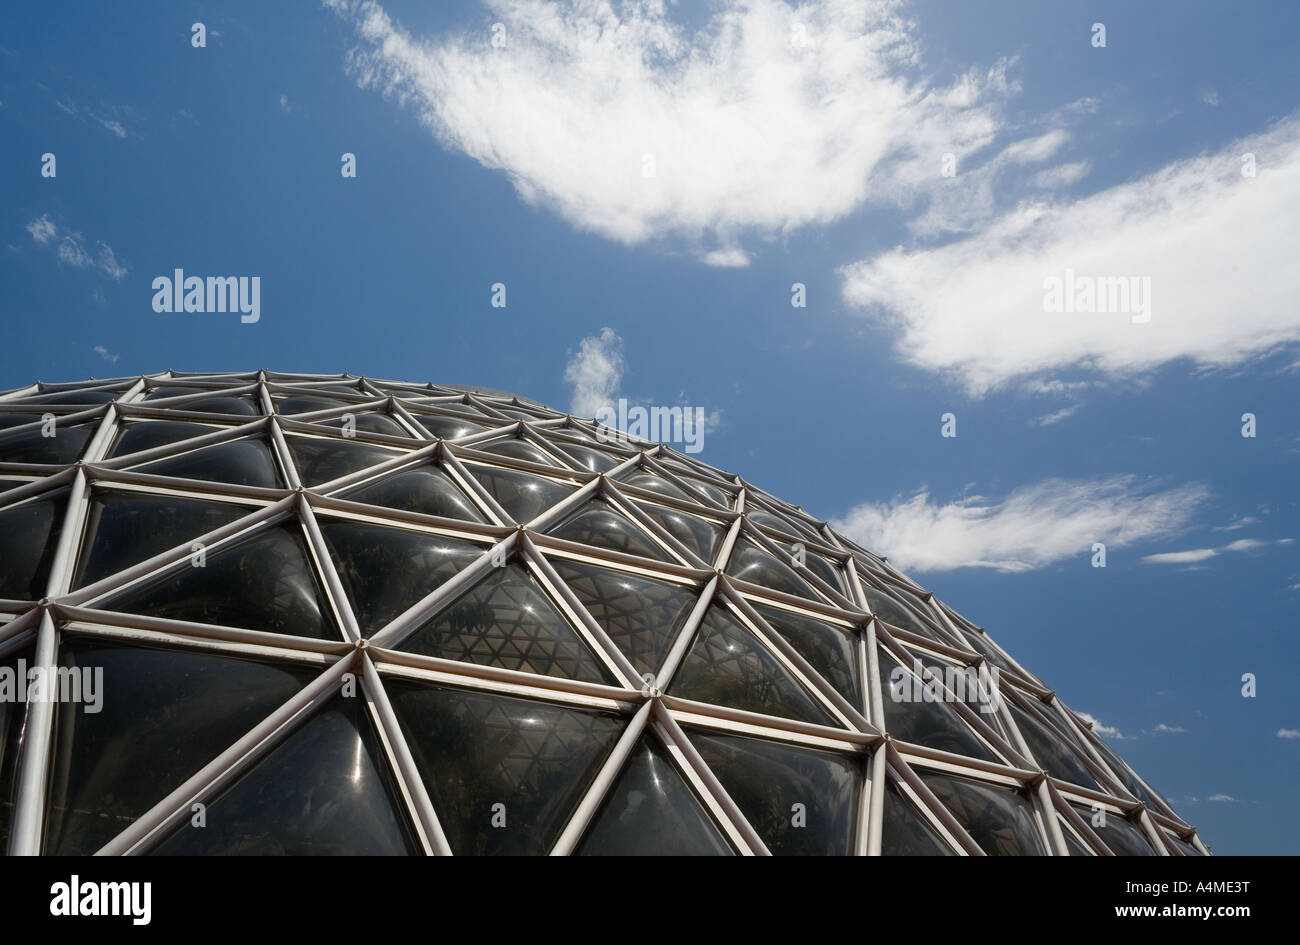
[98,522,337,640]
[344,465,486,522]
[414,414,484,439]
[726,542,820,600]
[152,695,419,855]
[275,395,351,415]
[620,470,691,501]
[174,394,260,416]
[398,564,612,683]
[467,465,573,523]
[578,735,733,856]
[73,491,249,589]
[548,500,669,562]
[803,550,847,594]
[670,606,837,726]
[0,495,65,599]
[921,771,1047,855]
[314,412,409,437]
[0,413,42,430]
[1008,702,1099,790]
[386,680,625,855]
[110,420,221,457]
[636,502,723,563]
[1070,803,1157,856]
[286,436,404,486]
[0,644,34,850]
[43,638,317,855]
[476,438,556,466]
[881,778,956,855]
[0,421,94,464]
[135,439,282,488]
[19,389,121,406]
[689,728,862,855]
[877,650,998,762]
[751,602,860,708]
[861,581,940,641]
[319,519,481,635]
[551,442,619,473]
[550,557,697,676]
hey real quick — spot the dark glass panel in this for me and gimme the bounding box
[318,519,481,635]
[620,470,690,501]
[861,581,940,641]
[751,602,860,708]
[636,502,722,563]
[398,564,612,683]
[0,414,41,430]
[286,436,404,486]
[98,522,337,640]
[548,500,669,562]
[550,558,696,676]
[344,465,486,522]
[1008,702,1099,790]
[578,735,733,856]
[314,412,409,437]
[20,389,121,405]
[477,438,556,466]
[877,650,997,762]
[552,442,619,473]
[152,695,419,855]
[921,771,1048,855]
[681,476,732,508]
[669,606,836,726]
[881,778,956,855]
[415,415,484,439]
[466,465,573,523]
[144,386,218,401]
[276,395,351,415]
[689,728,861,855]
[957,626,1015,673]
[1061,821,1094,855]
[725,542,820,600]
[1070,803,1157,856]
[43,639,317,854]
[0,645,34,850]
[1170,834,1204,856]
[0,420,93,464]
[803,550,847,594]
[135,439,281,489]
[74,491,249,589]
[386,680,624,855]
[748,509,798,536]
[0,495,64,599]
[110,420,220,457]
[1088,730,1163,811]
[172,394,260,416]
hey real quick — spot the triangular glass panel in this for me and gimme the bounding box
[550,557,697,677]
[1007,702,1099,790]
[0,413,42,430]
[688,727,862,855]
[0,419,96,464]
[18,388,122,406]
[0,644,34,851]
[1068,803,1156,856]
[385,680,625,855]
[876,649,998,762]
[475,437,557,466]
[343,464,487,522]
[1060,819,1095,856]
[802,549,847,595]
[0,494,65,599]
[275,394,353,415]
[635,501,723,564]
[920,771,1048,855]
[546,440,620,473]
[750,602,861,709]
[397,564,612,684]
[681,476,733,509]
[42,638,318,854]
[547,499,670,562]
[318,519,482,636]
[1169,833,1203,856]
[133,438,282,489]
[465,464,573,522]
[97,521,339,640]
[861,580,942,642]
[577,734,734,856]
[725,541,821,600]
[109,420,224,458]
[311,411,410,438]
[412,414,484,440]
[151,694,420,855]
[143,385,223,401]
[617,469,691,501]
[881,778,956,855]
[73,490,250,589]
[159,393,260,416]
[286,435,406,487]
[669,606,837,726]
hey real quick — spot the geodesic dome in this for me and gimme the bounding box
[0,371,1207,855]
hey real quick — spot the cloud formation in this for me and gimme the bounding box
[841,114,1300,394]
[564,327,624,418]
[833,476,1209,572]
[26,214,127,281]
[1141,536,1292,565]
[327,0,1015,260]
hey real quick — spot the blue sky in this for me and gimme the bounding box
[2,0,1298,853]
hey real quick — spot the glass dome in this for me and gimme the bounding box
[0,371,1207,855]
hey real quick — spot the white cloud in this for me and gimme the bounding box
[1028,161,1090,189]
[564,327,624,418]
[1277,728,1300,740]
[95,117,127,138]
[833,475,1208,572]
[93,345,119,364]
[1151,723,1185,734]
[327,0,1016,260]
[1207,793,1237,803]
[1213,516,1259,532]
[25,215,127,281]
[1141,548,1217,565]
[1028,404,1080,426]
[1077,712,1128,741]
[701,248,750,269]
[841,114,1300,395]
[1221,538,1268,552]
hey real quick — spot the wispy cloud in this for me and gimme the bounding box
[834,476,1208,572]
[564,327,624,418]
[25,215,127,281]
[841,114,1300,395]
[1028,404,1080,427]
[327,0,1018,262]
[1077,712,1129,741]
[1150,723,1186,735]
[1278,728,1300,740]
[1207,793,1238,803]
[1141,536,1292,565]
[92,345,119,364]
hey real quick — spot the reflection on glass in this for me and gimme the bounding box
[110,421,220,457]
[0,495,65,599]
[136,439,282,488]
[1070,803,1156,856]
[726,542,820,600]
[881,778,956,855]
[921,771,1047,855]
[751,602,860,708]
[467,465,572,522]
[344,465,486,522]
[636,502,722,563]
[286,436,403,486]
[549,500,669,562]
[877,650,998,762]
